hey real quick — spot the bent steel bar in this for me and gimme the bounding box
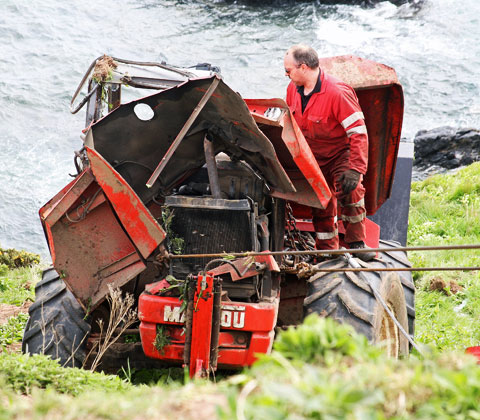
[146,77,220,188]
[168,243,480,258]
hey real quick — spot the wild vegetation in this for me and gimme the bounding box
[408,162,480,350]
[1,163,480,419]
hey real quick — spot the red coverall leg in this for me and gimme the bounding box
[312,153,366,250]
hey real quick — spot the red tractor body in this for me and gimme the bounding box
[26,55,414,374]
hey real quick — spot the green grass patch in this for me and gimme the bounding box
[4,316,480,419]
[0,312,29,348]
[408,162,480,350]
[0,352,130,396]
[218,315,480,420]
[0,265,39,306]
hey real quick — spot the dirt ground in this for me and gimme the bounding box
[0,302,30,324]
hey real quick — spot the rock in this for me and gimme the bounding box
[413,127,480,178]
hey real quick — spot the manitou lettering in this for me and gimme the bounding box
[162,304,246,328]
[163,305,185,323]
[221,305,246,329]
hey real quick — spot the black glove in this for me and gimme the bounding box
[339,169,361,194]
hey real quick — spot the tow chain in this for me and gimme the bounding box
[284,203,315,266]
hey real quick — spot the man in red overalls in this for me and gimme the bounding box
[284,44,374,261]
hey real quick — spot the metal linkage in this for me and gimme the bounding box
[304,266,480,274]
[169,243,480,260]
[168,243,480,273]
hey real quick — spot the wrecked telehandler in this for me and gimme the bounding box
[22,55,415,376]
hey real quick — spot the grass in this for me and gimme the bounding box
[408,162,480,350]
[0,352,129,396]
[0,264,37,306]
[218,316,480,420]
[1,163,480,418]
[0,312,28,348]
[3,316,480,419]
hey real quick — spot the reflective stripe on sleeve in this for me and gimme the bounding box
[342,198,365,208]
[316,229,338,240]
[346,124,367,137]
[341,111,364,129]
[340,213,366,223]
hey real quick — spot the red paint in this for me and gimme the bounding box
[189,274,215,377]
[466,347,480,364]
[39,169,147,310]
[86,147,166,259]
[138,289,278,371]
[245,97,332,210]
[208,252,279,281]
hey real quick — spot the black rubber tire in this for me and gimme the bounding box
[304,241,415,356]
[22,267,91,368]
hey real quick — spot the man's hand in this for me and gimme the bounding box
[339,169,361,194]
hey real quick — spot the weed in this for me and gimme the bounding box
[408,163,480,350]
[161,207,185,255]
[153,325,171,354]
[0,266,38,305]
[119,366,185,386]
[87,285,137,371]
[0,352,129,395]
[0,248,40,269]
[0,313,29,348]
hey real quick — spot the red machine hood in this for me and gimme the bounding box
[84,76,331,209]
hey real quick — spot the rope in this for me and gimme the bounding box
[345,253,424,355]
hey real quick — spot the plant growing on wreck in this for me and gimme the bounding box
[161,207,185,255]
[87,285,137,371]
[153,325,171,354]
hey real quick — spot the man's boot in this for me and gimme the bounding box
[348,241,376,262]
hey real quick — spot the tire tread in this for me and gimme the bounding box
[22,269,90,367]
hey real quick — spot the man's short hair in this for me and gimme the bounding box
[287,45,319,69]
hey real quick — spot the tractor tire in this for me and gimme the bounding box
[22,267,91,368]
[304,241,415,357]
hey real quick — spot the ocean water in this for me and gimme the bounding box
[0,0,479,256]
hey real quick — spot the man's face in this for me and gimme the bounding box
[284,54,304,86]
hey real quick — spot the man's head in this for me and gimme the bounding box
[284,45,320,86]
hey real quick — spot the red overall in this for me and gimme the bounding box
[286,71,368,250]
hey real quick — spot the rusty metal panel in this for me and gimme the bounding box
[41,176,146,309]
[318,55,400,90]
[359,85,404,215]
[40,170,95,261]
[86,77,295,205]
[86,147,166,259]
[317,55,404,215]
